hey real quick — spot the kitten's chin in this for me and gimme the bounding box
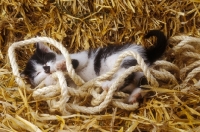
[44,76,57,86]
[31,75,57,87]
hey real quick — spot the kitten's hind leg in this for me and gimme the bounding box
[101,68,127,91]
[101,79,143,103]
[128,88,142,103]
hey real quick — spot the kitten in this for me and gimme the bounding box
[21,30,167,103]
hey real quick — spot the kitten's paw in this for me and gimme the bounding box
[56,60,66,71]
[128,88,142,103]
[101,81,112,91]
[44,75,57,86]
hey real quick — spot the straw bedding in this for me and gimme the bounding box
[1,0,200,131]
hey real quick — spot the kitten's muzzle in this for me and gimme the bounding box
[43,65,50,73]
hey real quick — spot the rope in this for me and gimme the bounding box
[8,36,180,115]
[170,35,200,89]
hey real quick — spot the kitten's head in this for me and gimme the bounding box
[21,42,57,86]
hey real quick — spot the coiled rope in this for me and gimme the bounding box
[8,36,180,115]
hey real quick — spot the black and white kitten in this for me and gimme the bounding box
[21,30,167,103]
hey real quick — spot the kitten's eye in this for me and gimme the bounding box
[36,72,41,77]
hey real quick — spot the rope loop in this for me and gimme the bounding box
[8,36,179,114]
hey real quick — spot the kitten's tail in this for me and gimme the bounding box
[144,30,168,64]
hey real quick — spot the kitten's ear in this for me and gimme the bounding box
[35,42,51,53]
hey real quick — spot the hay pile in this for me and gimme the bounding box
[1,0,200,131]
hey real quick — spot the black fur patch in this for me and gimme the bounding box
[119,74,148,93]
[94,49,103,75]
[21,60,36,79]
[138,76,148,85]
[101,44,130,59]
[72,59,79,69]
[94,44,131,75]
[144,30,168,64]
[21,45,56,78]
[35,52,56,64]
[43,66,50,73]
[119,72,136,93]
[88,49,92,58]
[121,59,137,68]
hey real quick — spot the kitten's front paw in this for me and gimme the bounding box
[128,88,142,103]
[44,75,57,86]
[56,60,66,71]
[101,80,113,91]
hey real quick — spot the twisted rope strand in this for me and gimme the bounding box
[169,35,189,42]
[180,60,200,79]
[172,35,200,89]
[150,69,178,85]
[182,52,200,60]
[172,36,200,53]
[153,60,180,77]
[183,67,200,86]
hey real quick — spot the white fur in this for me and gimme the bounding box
[76,60,97,81]
[70,51,89,71]
[69,50,103,81]
[31,60,50,86]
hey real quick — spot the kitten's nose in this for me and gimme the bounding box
[43,66,50,73]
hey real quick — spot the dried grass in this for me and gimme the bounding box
[1,0,200,131]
